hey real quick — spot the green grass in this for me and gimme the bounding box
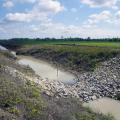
[0,52,45,119]
[0,71,45,120]
[1,39,120,47]
[67,41,120,47]
[75,112,114,120]
[23,41,120,47]
[18,44,120,72]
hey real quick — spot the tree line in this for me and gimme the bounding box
[1,37,120,42]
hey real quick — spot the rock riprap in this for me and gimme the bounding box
[1,56,120,102]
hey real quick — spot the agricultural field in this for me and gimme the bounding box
[0,39,120,48]
[21,41,120,47]
[13,41,120,47]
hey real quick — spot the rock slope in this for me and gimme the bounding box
[3,55,120,102]
[40,56,120,102]
[71,56,120,101]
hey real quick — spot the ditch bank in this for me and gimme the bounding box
[17,55,120,102]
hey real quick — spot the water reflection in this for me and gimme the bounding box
[18,56,76,85]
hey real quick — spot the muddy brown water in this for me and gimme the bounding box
[83,97,120,120]
[18,56,77,85]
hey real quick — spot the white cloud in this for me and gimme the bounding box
[108,10,120,24]
[0,18,120,38]
[1,0,120,39]
[6,13,37,22]
[112,6,119,10]
[29,25,40,32]
[1,21,120,39]
[35,0,64,13]
[3,0,14,8]
[84,10,111,26]
[90,11,111,22]
[80,0,118,7]
[83,9,120,27]
[5,0,64,22]
[116,10,120,18]
[24,22,120,38]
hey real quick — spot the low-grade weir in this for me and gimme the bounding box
[18,56,77,85]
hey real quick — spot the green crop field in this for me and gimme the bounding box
[0,38,120,48]
[23,41,120,47]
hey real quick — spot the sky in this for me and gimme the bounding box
[0,0,120,39]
